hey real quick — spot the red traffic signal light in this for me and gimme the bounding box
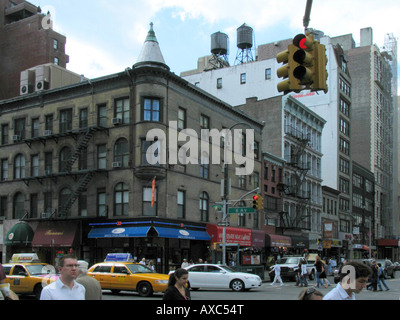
[253,195,258,200]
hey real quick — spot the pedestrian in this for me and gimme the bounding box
[367,260,378,291]
[163,268,191,300]
[269,262,284,286]
[197,258,203,264]
[377,263,390,291]
[299,259,308,287]
[314,255,324,288]
[76,260,102,300]
[319,261,330,288]
[40,254,85,300]
[0,262,17,300]
[181,258,189,268]
[323,261,371,300]
[298,287,323,300]
[147,260,155,271]
[139,258,146,265]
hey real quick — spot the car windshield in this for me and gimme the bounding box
[278,258,299,264]
[219,265,236,273]
[26,264,52,275]
[126,264,155,274]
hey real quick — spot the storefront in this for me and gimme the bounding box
[377,239,399,261]
[290,236,309,255]
[87,219,210,273]
[31,221,80,265]
[4,221,35,262]
[265,234,292,259]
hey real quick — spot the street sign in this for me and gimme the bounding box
[228,207,255,214]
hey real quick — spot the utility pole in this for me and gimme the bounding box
[303,0,313,32]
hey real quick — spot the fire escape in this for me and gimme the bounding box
[278,125,311,230]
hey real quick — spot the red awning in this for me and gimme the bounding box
[32,221,78,247]
[377,239,399,247]
[206,224,251,246]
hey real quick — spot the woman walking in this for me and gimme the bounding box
[163,268,191,300]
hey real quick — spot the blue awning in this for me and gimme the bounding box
[153,227,210,241]
[88,226,150,238]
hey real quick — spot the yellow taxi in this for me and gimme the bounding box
[88,255,169,297]
[3,254,57,299]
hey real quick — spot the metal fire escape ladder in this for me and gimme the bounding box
[58,170,96,217]
[280,125,311,230]
[65,127,96,172]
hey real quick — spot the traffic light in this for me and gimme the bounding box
[276,45,302,93]
[252,194,264,211]
[276,33,328,94]
[291,33,315,87]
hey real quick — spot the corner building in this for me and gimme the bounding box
[0,25,263,272]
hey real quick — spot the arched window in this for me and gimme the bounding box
[114,138,129,167]
[13,193,25,219]
[115,182,129,216]
[59,188,72,216]
[14,154,25,179]
[59,147,71,172]
[199,192,209,222]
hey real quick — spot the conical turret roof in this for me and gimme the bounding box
[135,22,168,69]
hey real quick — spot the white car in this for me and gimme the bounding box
[173,264,262,292]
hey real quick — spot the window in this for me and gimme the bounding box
[31,118,39,138]
[59,188,72,216]
[59,147,71,172]
[200,115,210,130]
[340,99,350,116]
[53,39,58,50]
[79,108,88,129]
[45,115,53,132]
[13,193,25,219]
[178,108,186,130]
[1,159,8,181]
[30,194,38,219]
[177,190,185,219]
[60,109,72,133]
[143,98,160,122]
[339,177,349,194]
[43,192,52,215]
[217,78,222,89]
[199,192,209,222]
[115,98,130,124]
[97,144,107,169]
[339,117,350,136]
[97,189,107,217]
[0,196,7,218]
[114,138,129,167]
[14,118,26,139]
[253,141,260,160]
[141,139,161,166]
[265,68,272,80]
[54,57,59,65]
[114,183,129,216]
[339,138,350,155]
[98,104,107,127]
[14,154,25,179]
[143,187,157,216]
[240,73,246,84]
[339,157,350,174]
[200,152,209,179]
[44,152,52,175]
[238,174,246,189]
[1,124,9,145]
[31,155,39,177]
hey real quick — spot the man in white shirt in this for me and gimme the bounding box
[40,254,85,300]
[323,261,371,300]
[269,262,284,286]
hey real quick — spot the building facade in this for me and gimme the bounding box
[0,25,263,271]
[0,0,69,100]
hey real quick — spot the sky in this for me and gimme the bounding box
[31,0,399,85]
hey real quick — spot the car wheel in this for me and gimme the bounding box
[231,279,245,292]
[138,282,154,297]
[34,284,43,300]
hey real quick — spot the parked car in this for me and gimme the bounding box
[176,263,262,292]
[393,262,400,271]
[88,261,169,297]
[269,256,315,282]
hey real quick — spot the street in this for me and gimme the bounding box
[97,275,400,301]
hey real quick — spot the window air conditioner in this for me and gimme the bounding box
[112,162,122,168]
[12,135,20,142]
[41,212,48,219]
[112,118,122,125]
[44,130,52,136]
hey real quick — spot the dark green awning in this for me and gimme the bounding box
[5,222,34,246]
